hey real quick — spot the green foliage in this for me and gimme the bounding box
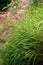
[27,0,43,6]
[0,39,5,44]
[0,7,43,65]
[33,0,38,6]
[13,0,20,7]
[12,0,20,14]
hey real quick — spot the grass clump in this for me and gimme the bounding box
[0,7,43,65]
